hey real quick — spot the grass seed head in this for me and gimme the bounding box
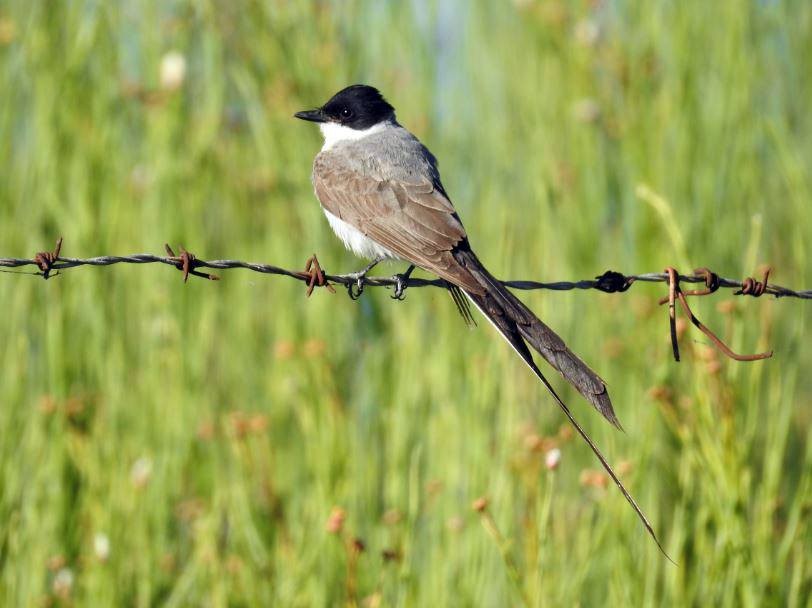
[472,497,488,513]
[325,507,346,534]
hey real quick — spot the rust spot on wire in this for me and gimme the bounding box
[298,254,335,297]
[34,237,63,280]
[735,267,770,297]
[658,268,720,304]
[164,244,219,282]
[684,267,721,297]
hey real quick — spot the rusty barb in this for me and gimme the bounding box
[33,237,63,279]
[297,254,336,297]
[736,268,770,297]
[164,244,220,283]
[660,266,773,363]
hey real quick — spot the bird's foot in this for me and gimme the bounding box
[346,273,366,300]
[345,258,381,300]
[390,265,415,300]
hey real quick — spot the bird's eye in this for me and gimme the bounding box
[340,108,353,118]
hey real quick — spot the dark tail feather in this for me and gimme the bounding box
[455,249,621,429]
[464,287,670,558]
[447,284,477,327]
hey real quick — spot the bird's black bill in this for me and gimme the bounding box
[294,108,328,123]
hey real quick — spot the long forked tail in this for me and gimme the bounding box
[456,250,669,556]
[455,249,620,427]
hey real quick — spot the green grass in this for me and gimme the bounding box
[1,1,810,606]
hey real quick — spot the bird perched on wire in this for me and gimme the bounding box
[295,84,665,554]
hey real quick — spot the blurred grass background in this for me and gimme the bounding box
[1,0,810,606]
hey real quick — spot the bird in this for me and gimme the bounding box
[295,84,664,553]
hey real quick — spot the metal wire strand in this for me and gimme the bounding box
[1,238,810,299]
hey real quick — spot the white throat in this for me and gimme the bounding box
[319,121,389,151]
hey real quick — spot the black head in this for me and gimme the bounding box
[295,85,395,130]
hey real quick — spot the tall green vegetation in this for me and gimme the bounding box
[0,1,809,605]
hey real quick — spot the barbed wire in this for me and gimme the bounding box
[2,238,809,362]
[2,237,810,297]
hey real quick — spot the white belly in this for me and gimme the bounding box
[323,209,398,261]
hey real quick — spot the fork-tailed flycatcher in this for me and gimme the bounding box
[295,84,664,553]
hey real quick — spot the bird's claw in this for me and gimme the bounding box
[390,273,408,300]
[347,275,367,300]
[344,258,382,301]
[388,264,415,301]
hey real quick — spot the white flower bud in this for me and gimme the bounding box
[160,51,186,91]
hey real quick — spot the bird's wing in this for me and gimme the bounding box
[313,153,484,294]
